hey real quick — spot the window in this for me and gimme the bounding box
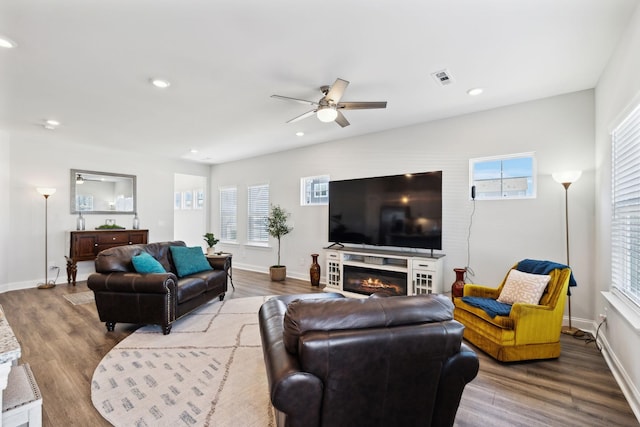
[469,153,536,200]
[611,102,640,307]
[248,184,270,244]
[300,175,330,206]
[219,187,237,242]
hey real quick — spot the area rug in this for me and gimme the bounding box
[91,296,275,427]
[63,291,95,305]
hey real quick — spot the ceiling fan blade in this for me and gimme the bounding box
[271,94,318,106]
[337,101,387,110]
[335,110,350,128]
[286,109,317,124]
[325,78,349,104]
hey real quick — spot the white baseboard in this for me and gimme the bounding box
[594,322,640,422]
[231,263,314,283]
[0,272,92,294]
[560,315,639,422]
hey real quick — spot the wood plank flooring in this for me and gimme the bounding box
[0,270,636,426]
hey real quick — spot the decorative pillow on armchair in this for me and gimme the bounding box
[497,269,550,305]
[132,252,167,274]
[169,246,212,277]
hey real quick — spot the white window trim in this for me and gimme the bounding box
[300,174,330,206]
[247,183,270,245]
[610,100,640,311]
[219,186,238,243]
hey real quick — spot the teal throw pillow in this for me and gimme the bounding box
[132,252,166,274]
[170,246,212,277]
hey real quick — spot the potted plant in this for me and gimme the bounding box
[266,204,293,281]
[203,232,219,255]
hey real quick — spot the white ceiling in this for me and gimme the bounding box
[0,0,637,164]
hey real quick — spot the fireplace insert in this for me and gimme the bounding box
[343,265,407,296]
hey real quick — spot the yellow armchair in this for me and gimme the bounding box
[453,263,571,362]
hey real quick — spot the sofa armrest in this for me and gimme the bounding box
[87,272,177,294]
[463,284,501,299]
[259,299,323,427]
[510,302,563,344]
[432,342,479,426]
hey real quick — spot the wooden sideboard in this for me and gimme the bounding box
[66,229,149,285]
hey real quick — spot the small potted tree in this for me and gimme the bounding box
[266,204,293,281]
[203,232,219,255]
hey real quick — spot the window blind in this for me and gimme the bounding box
[611,102,640,306]
[219,187,237,242]
[248,184,269,243]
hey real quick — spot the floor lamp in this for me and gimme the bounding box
[552,171,582,336]
[37,187,56,289]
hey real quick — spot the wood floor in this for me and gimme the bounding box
[0,270,636,427]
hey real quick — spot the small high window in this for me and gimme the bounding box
[300,175,330,206]
[469,152,536,200]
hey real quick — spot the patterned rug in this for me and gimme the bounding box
[63,291,95,305]
[91,296,275,427]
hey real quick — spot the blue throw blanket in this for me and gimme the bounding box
[461,296,512,318]
[517,259,577,295]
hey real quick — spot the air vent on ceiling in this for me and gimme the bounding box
[431,69,454,86]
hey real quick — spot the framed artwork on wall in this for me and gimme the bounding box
[174,192,182,210]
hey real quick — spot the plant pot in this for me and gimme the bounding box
[270,266,286,282]
[207,247,216,255]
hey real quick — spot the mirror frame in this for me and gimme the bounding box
[70,169,137,214]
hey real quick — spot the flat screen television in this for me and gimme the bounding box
[328,171,442,250]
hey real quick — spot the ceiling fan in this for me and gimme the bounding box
[271,78,387,128]
[75,173,105,184]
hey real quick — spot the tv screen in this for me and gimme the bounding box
[328,171,442,250]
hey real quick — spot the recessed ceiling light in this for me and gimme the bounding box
[0,36,17,49]
[150,78,170,89]
[296,131,304,137]
[467,88,484,96]
[45,119,60,127]
[190,149,199,153]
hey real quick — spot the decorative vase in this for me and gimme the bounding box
[76,212,85,231]
[132,212,140,230]
[452,268,466,301]
[310,253,321,286]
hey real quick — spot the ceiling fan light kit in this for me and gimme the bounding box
[271,77,387,128]
[317,106,338,122]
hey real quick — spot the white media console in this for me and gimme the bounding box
[324,247,444,298]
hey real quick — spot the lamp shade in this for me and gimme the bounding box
[552,171,582,185]
[36,187,56,197]
[317,106,338,123]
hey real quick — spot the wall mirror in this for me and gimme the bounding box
[70,169,137,214]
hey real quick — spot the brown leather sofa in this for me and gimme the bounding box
[258,293,479,427]
[87,241,227,334]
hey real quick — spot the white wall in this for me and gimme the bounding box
[595,3,640,417]
[0,131,9,288]
[174,173,207,248]
[211,90,595,325]
[1,129,209,290]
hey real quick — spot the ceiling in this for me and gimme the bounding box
[0,0,637,164]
